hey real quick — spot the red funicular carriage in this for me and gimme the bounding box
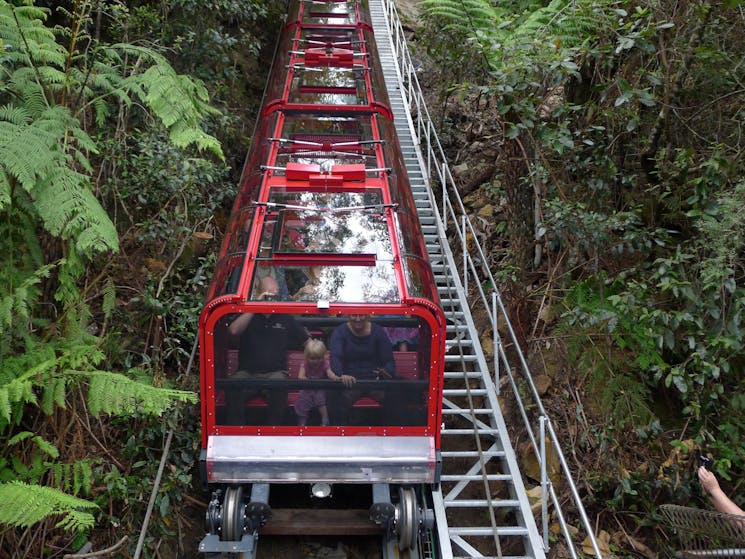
[199,1,446,555]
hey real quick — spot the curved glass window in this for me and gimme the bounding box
[211,312,430,428]
[276,114,376,170]
[251,262,397,303]
[289,67,366,105]
[265,191,392,258]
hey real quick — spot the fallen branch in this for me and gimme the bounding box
[63,536,128,558]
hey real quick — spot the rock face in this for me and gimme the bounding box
[394,0,421,27]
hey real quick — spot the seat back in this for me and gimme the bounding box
[394,351,419,380]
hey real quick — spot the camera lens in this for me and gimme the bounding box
[264,294,279,302]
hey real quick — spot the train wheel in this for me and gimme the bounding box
[221,485,246,542]
[396,486,420,551]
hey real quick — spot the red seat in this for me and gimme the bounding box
[353,397,381,408]
[286,350,305,406]
[216,349,304,408]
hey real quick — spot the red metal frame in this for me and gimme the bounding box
[199,0,446,452]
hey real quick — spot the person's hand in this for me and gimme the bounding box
[338,374,356,388]
[374,367,392,380]
[699,466,721,495]
[259,289,278,300]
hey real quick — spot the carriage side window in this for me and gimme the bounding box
[212,313,429,428]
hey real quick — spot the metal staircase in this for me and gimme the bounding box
[367,1,603,558]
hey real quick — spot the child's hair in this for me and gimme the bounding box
[304,339,327,360]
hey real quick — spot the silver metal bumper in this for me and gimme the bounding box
[205,435,437,483]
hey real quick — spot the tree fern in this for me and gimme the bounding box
[7,432,58,460]
[0,481,97,532]
[0,339,196,428]
[419,0,501,35]
[0,264,53,336]
[0,0,211,542]
[422,0,617,62]
[511,0,608,49]
[84,370,196,416]
[1,0,224,259]
[46,459,98,497]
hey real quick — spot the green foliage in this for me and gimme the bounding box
[0,481,97,532]
[0,1,218,544]
[85,370,196,416]
[560,278,656,430]
[421,0,745,537]
[419,0,500,36]
[0,337,196,429]
[0,1,223,259]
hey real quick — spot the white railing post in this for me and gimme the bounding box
[540,416,550,552]
[461,215,468,292]
[492,291,500,395]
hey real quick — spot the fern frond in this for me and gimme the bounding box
[7,72,49,115]
[0,481,97,532]
[0,173,9,208]
[102,279,116,319]
[46,458,97,496]
[421,0,500,31]
[0,264,53,334]
[73,459,95,496]
[34,165,119,254]
[0,379,37,424]
[7,431,59,459]
[135,64,224,158]
[511,0,614,48]
[0,112,65,192]
[82,370,197,416]
[0,101,115,255]
[0,106,31,125]
[41,376,68,415]
[0,4,66,69]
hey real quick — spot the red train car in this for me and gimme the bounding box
[199,0,445,553]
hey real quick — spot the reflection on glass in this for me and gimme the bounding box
[212,313,429,428]
[269,191,391,257]
[289,67,365,105]
[251,263,398,303]
[303,3,356,25]
[276,115,376,169]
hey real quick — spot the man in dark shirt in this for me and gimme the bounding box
[227,276,308,425]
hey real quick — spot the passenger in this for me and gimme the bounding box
[698,466,745,517]
[226,276,308,425]
[328,314,395,425]
[291,265,323,301]
[254,266,290,301]
[383,326,419,351]
[294,339,339,426]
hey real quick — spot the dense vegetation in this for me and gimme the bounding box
[1,0,743,556]
[416,0,745,552]
[0,0,282,556]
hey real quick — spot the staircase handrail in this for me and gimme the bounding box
[379,1,603,557]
